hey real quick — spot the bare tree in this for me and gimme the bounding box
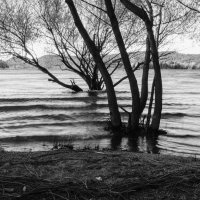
[104,0,141,131]
[118,0,194,131]
[151,0,194,49]
[140,37,150,115]
[79,0,146,87]
[0,0,131,92]
[0,0,83,92]
[37,0,110,91]
[37,0,143,92]
[176,0,200,13]
[65,0,122,128]
[120,0,163,131]
[175,0,200,38]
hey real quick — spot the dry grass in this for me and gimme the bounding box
[0,150,200,199]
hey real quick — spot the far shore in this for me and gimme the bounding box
[1,64,200,70]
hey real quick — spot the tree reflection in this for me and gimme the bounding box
[111,132,122,150]
[110,129,160,153]
[127,135,139,152]
[146,133,160,154]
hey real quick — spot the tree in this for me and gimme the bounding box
[65,0,122,128]
[77,0,165,132]
[80,0,155,133]
[37,0,111,91]
[0,0,142,92]
[77,0,145,91]
[104,0,141,131]
[120,0,195,131]
[176,0,200,13]
[175,0,200,37]
[38,0,142,91]
[64,0,194,132]
[140,37,150,115]
[0,0,83,92]
[120,0,163,131]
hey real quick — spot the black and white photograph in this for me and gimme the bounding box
[0,0,200,199]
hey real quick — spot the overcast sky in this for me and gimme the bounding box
[170,37,200,54]
[31,37,200,56]
[1,35,200,61]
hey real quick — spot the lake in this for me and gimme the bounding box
[0,69,200,157]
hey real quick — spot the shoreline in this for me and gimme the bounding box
[0,149,200,199]
[1,67,200,70]
[0,133,199,159]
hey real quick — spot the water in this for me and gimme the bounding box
[0,69,200,157]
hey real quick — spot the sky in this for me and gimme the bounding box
[1,36,200,61]
[169,37,200,54]
[33,37,200,56]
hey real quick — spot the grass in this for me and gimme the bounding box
[52,140,74,150]
[0,149,200,199]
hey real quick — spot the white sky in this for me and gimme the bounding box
[169,37,200,54]
[34,37,200,55]
[1,36,200,61]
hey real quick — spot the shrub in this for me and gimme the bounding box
[0,60,9,69]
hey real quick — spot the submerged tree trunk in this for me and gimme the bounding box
[146,77,155,130]
[65,0,121,128]
[146,24,162,130]
[120,0,162,131]
[16,54,83,92]
[90,66,102,90]
[105,0,140,131]
[48,77,83,92]
[140,37,150,114]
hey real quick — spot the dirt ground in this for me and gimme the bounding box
[0,149,200,199]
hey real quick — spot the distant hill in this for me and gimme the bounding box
[6,55,64,69]
[4,52,200,69]
[130,51,200,69]
[160,52,200,63]
[159,52,200,69]
[6,57,32,69]
[37,55,64,68]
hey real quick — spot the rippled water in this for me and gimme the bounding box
[0,69,200,156]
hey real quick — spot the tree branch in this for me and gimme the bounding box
[120,0,150,23]
[114,62,143,87]
[176,0,200,13]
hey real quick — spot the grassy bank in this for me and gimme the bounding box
[0,149,200,199]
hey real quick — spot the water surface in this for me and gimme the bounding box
[0,69,199,156]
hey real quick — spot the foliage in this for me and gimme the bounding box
[160,61,200,69]
[0,0,83,92]
[0,60,9,69]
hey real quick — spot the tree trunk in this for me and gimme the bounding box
[105,0,140,131]
[146,24,162,131]
[83,66,102,91]
[65,0,121,128]
[35,63,83,92]
[90,65,102,90]
[120,0,162,131]
[140,37,150,114]
[146,77,155,130]
[16,53,83,93]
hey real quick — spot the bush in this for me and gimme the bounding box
[0,60,9,69]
